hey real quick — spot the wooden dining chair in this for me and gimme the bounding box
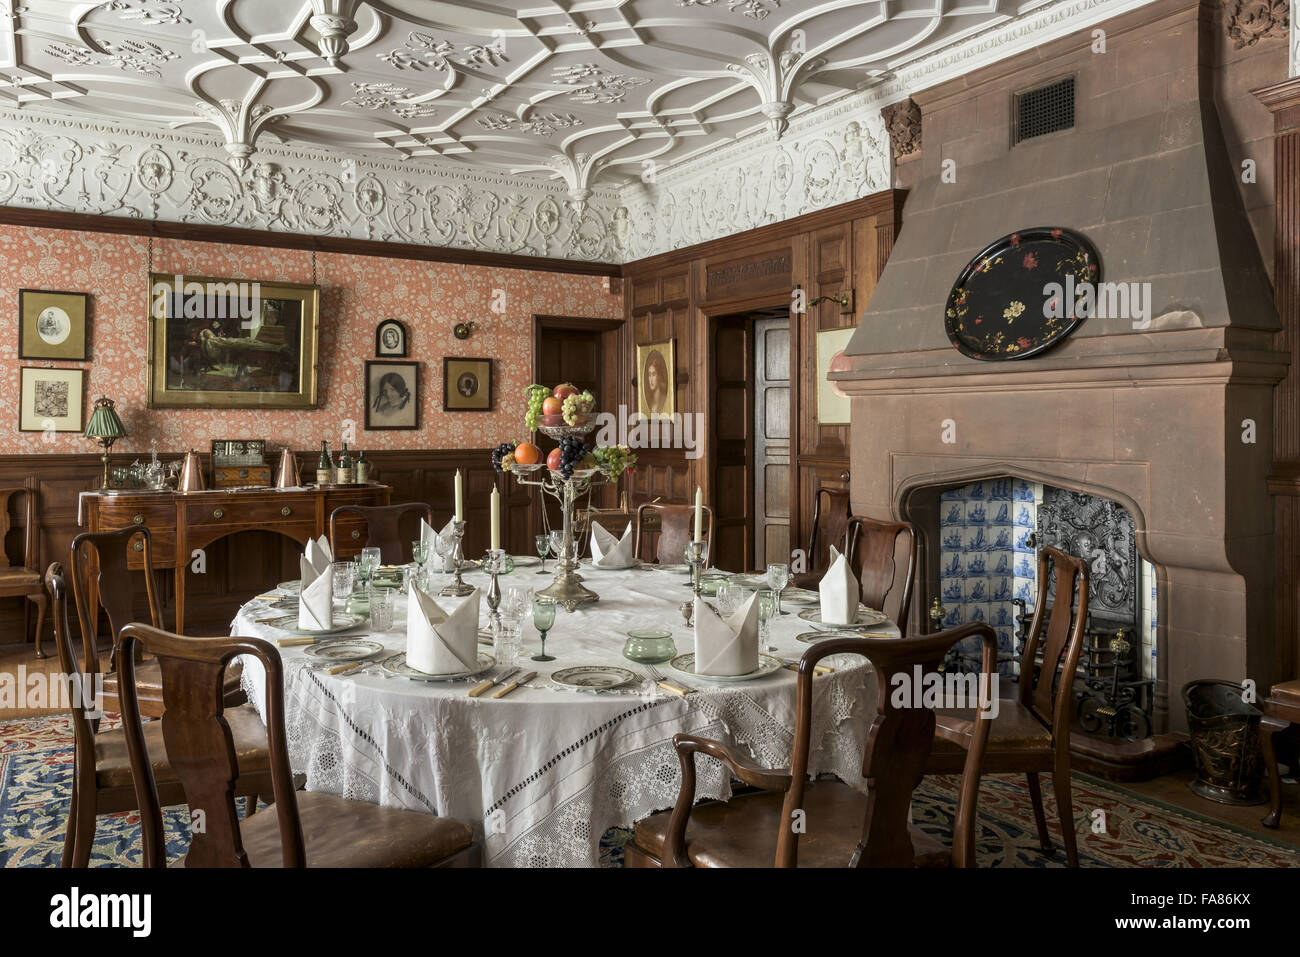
[626,622,1000,868]
[791,487,852,589]
[45,564,279,868]
[924,546,1090,867]
[0,487,48,658]
[846,515,918,634]
[329,502,434,565]
[116,621,479,868]
[634,502,714,566]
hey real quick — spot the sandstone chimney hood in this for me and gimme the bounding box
[830,0,1288,731]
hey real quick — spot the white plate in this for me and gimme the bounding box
[276,580,302,595]
[380,651,495,681]
[797,606,889,630]
[780,589,820,605]
[795,629,890,644]
[654,563,691,574]
[577,557,643,571]
[512,555,541,567]
[302,639,385,662]
[263,612,367,636]
[550,665,638,690]
[669,653,783,682]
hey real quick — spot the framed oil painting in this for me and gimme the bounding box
[146,273,319,409]
[366,360,420,430]
[636,339,675,419]
[375,318,408,357]
[443,357,493,412]
[19,366,84,432]
[19,289,90,361]
[816,326,855,425]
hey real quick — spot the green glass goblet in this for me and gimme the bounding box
[531,597,557,662]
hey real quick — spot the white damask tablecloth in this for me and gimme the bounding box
[235,562,894,867]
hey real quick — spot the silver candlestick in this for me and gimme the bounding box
[485,549,504,631]
[684,539,708,596]
[439,521,474,597]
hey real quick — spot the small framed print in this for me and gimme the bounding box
[636,339,675,419]
[19,289,90,361]
[375,318,408,357]
[19,366,85,432]
[443,357,493,412]
[365,360,419,431]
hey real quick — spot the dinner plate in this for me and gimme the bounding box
[550,665,638,690]
[728,575,769,589]
[779,589,819,605]
[655,563,691,574]
[512,556,541,567]
[267,598,299,611]
[797,606,889,630]
[276,580,302,595]
[263,612,367,636]
[302,639,385,663]
[669,653,783,682]
[577,557,643,571]
[380,651,495,682]
[795,629,891,644]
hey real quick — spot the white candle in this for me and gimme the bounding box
[693,487,704,543]
[490,486,500,551]
[454,470,464,523]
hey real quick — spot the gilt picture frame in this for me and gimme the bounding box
[19,289,90,361]
[636,339,675,420]
[146,273,319,410]
[443,357,493,412]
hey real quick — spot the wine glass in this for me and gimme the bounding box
[535,533,551,574]
[411,539,430,569]
[757,588,778,652]
[548,529,565,567]
[358,547,381,587]
[531,597,557,662]
[717,582,744,619]
[766,562,790,615]
[503,586,533,622]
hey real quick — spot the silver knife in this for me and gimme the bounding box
[468,666,520,698]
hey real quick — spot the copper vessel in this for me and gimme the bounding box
[275,447,300,488]
[178,449,206,492]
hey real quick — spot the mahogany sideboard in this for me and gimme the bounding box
[80,483,391,633]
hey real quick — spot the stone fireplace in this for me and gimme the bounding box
[832,0,1289,732]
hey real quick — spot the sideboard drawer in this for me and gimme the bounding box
[96,502,177,568]
[184,499,316,529]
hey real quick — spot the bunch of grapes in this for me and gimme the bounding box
[490,441,515,474]
[523,385,549,431]
[561,389,595,426]
[592,444,636,479]
[555,437,589,480]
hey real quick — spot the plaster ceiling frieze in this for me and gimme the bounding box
[0,106,623,261]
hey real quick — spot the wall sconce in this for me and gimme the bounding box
[454,320,478,340]
[807,288,856,314]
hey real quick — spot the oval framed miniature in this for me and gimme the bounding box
[943,227,1100,361]
[375,318,408,357]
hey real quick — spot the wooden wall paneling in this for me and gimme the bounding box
[709,314,754,571]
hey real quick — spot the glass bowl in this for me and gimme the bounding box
[622,628,677,664]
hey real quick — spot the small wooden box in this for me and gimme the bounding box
[213,465,272,488]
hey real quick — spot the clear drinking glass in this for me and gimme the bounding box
[535,534,551,574]
[494,617,522,667]
[412,539,430,568]
[358,547,381,586]
[368,584,395,631]
[531,597,557,662]
[766,562,790,615]
[332,561,356,600]
[717,581,743,619]
[548,530,565,566]
[503,586,533,621]
[757,588,778,652]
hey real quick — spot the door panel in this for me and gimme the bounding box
[710,316,752,571]
[754,316,791,567]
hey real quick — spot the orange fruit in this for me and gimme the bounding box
[514,442,541,465]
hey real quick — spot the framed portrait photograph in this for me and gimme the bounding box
[636,339,675,419]
[19,289,90,361]
[146,273,319,410]
[366,360,420,430]
[443,357,493,412]
[19,366,85,432]
[816,326,855,425]
[375,318,408,357]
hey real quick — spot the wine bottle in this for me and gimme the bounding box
[355,450,368,484]
[316,440,331,486]
[337,441,355,485]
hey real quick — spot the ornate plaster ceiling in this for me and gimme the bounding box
[1,0,1038,202]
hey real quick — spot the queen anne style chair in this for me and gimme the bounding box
[0,487,48,658]
[329,502,434,565]
[1258,678,1300,829]
[69,527,242,719]
[924,546,1090,867]
[45,564,279,868]
[116,621,479,868]
[626,622,999,868]
[847,515,918,634]
[634,502,714,566]
[791,487,852,589]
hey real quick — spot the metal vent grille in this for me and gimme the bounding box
[1014,77,1074,144]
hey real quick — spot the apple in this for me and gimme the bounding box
[553,383,579,400]
[547,447,564,471]
[542,396,563,416]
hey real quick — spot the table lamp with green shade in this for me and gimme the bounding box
[84,396,126,490]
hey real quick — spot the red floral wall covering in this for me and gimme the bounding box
[0,224,622,454]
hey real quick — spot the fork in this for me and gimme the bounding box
[643,663,692,696]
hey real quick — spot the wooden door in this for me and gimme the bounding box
[709,315,753,572]
[753,316,791,567]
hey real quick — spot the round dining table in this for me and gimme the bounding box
[234,560,898,867]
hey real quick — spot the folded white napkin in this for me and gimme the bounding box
[298,552,334,631]
[304,534,332,576]
[423,518,457,572]
[693,591,759,676]
[819,545,860,625]
[406,583,479,675]
[590,521,635,567]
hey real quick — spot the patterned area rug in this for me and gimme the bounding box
[5,714,1298,868]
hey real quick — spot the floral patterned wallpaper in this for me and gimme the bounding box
[0,224,622,454]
